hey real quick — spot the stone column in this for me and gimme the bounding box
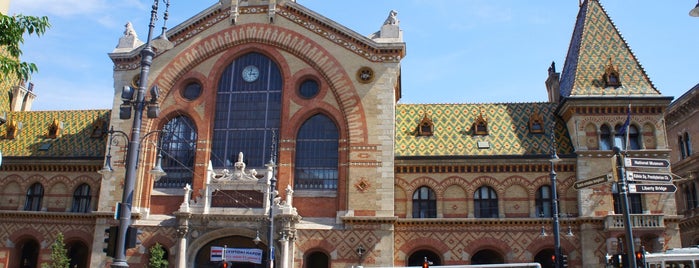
[176,227,188,268]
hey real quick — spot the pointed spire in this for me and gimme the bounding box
[559,0,660,98]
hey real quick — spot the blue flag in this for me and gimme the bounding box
[618,106,631,136]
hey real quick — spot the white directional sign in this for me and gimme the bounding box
[626,171,672,183]
[574,174,612,190]
[628,184,677,194]
[624,158,670,168]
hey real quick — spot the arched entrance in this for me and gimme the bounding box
[304,251,329,268]
[67,240,90,268]
[194,235,266,268]
[407,249,441,266]
[471,249,504,265]
[534,249,556,268]
[17,239,40,268]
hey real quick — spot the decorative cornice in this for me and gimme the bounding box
[395,163,575,174]
[0,211,114,222]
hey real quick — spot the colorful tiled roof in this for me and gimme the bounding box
[0,110,110,158]
[559,0,659,97]
[395,103,573,157]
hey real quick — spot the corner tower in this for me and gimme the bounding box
[553,0,677,263]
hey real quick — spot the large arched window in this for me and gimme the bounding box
[599,125,612,150]
[212,52,282,169]
[71,183,91,213]
[536,185,553,217]
[157,115,197,188]
[412,186,436,218]
[474,186,498,218]
[24,183,43,211]
[294,114,339,190]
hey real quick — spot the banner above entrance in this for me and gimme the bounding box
[210,247,263,264]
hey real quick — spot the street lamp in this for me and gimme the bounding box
[549,124,562,268]
[108,0,172,267]
[690,0,699,17]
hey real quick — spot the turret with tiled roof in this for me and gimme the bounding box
[559,0,660,98]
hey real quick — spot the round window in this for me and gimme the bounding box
[298,79,319,99]
[182,82,202,101]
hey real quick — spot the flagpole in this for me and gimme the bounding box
[625,104,630,151]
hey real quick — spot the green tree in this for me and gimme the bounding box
[149,243,169,268]
[0,12,50,82]
[42,232,70,268]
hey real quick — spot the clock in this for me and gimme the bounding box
[242,65,260,82]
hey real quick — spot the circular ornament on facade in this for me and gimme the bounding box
[298,79,319,99]
[182,81,202,101]
[241,65,260,82]
[356,67,374,84]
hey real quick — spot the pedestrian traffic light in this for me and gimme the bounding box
[220,261,230,268]
[422,257,429,268]
[126,226,143,249]
[103,226,118,257]
[635,251,645,267]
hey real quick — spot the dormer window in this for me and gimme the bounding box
[603,57,621,88]
[529,112,545,134]
[472,113,488,136]
[416,112,433,137]
[47,119,61,139]
[5,119,19,139]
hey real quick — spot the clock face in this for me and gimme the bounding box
[242,65,260,82]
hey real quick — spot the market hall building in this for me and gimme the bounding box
[0,0,684,267]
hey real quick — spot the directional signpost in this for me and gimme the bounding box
[626,171,672,183]
[628,184,677,194]
[574,174,612,190]
[624,158,670,169]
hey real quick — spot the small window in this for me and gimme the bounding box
[71,184,91,213]
[603,57,622,88]
[684,132,692,157]
[536,185,553,217]
[24,183,44,211]
[472,114,488,135]
[298,79,319,99]
[600,125,612,150]
[181,82,202,101]
[529,113,545,134]
[474,186,498,218]
[412,186,436,218]
[416,112,433,136]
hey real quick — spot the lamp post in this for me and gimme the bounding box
[108,0,172,267]
[613,147,637,268]
[549,125,562,268]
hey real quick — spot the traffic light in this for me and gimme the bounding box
[635,251,645,267]
[126,226,143,249]
[422,257,429,268]
[103,226,118,257]
[220,261,230,268]
[561,255,568,268]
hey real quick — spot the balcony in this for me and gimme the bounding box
[604,214,664,230]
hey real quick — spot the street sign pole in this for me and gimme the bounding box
[613,147,637,268]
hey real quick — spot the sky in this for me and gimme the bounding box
[8,0,699,111]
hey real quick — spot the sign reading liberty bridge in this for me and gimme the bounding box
[624,158,670,168]
[628,184,677,194]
